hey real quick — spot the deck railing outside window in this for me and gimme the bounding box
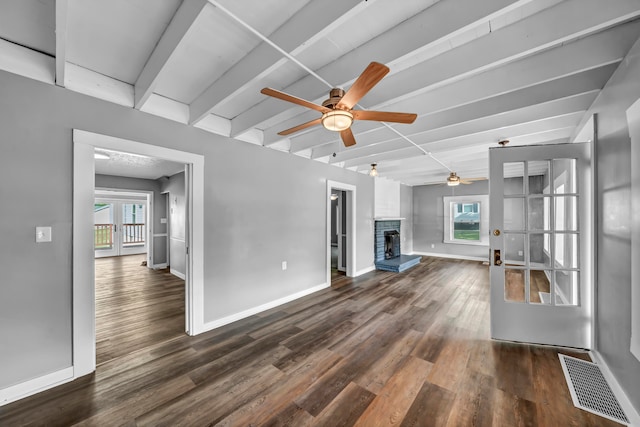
[94,223,145,249]
[95,224,113,249]
[122,223,145,245]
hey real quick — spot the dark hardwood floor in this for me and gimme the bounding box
[95,254,185,365]
[0,257,621,426]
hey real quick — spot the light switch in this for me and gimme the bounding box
[160,218,167,224]
[36,226,52,243]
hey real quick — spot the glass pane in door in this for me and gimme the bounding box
[122,203,146,247]
[529,270,551,305]
[504,162,524,195]
[94,203,114,250]
[555,271,579,306]
[505,268,525,302]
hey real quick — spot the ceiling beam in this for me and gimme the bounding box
[341,113,584,168]
[189,0,366,125]
[55,0,68,87]
[230,0,528,136]
[328,92,597,164]
[311,64,615,159]
[281,20,639,152]
[134,0,209,109]
[379,132,572,180]
[357,0,640,112]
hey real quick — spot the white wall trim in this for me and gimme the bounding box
[412,251,488,262]
[153,233,168,238]
[170,269,186,280]
[354,265,376,277]
[200,282,330,333]
[0,367,74,407]
[589,351,640,426]
[152,263,168,269]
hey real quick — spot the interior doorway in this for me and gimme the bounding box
[92,169,186,365]
[330,189,346,281]
[73,129,205,379]
[326,180,356,286]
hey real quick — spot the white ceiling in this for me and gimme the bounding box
[2,0,640,185]
[94,149,185,180]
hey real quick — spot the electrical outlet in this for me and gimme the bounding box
[431,243,435,249]
[282,261,287,271]
[518,250,524,256]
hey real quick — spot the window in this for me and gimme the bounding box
[443,195,489,246]
[452,202,480,241]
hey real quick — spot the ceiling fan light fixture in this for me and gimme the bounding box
[447,172,460,186]
[369,163,378,177]
[321,110,353,132]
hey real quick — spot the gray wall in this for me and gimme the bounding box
[0,69,375,389]
[95,174,168,265]
[575,35,640,410]
[413,180,489,259]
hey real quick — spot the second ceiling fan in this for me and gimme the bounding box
[261,62,417,147]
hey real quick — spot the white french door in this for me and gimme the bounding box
[489,142,592,349]
[94,199,147,258]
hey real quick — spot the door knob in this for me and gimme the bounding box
[493,249,502,266]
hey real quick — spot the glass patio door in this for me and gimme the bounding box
[489,142,592,349]
[94,199,147,258]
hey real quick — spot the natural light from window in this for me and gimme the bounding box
[452,202,480,241]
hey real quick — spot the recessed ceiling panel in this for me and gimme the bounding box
[154,0,311,105]
[67,0,181,84]
[0,0,55,55]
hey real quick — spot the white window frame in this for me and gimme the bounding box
[443,194,489,246]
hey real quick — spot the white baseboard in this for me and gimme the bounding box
[170,268,186,280]
[354,265,376,277]
[152,263,168,269]
[200,282,330,333]
[411,251,488,262]
[590,350,640,426]
[0,366,74,406]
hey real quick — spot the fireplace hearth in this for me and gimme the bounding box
[374,219,422,273]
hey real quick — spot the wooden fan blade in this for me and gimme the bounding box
[353,110,417,124]
[460,177,487,183]
[460,177,487,184]
[340,128,356,147]
[336,62,389,109]
[277,118,322,136]
[261,88,330,113]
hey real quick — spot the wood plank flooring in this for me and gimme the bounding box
[95,254,185,365]
[0,257,622,426]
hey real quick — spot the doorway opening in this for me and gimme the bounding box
[326,180,356,287]
[92,175,186,365]
[330,189,346,281]
[73,129,205,378]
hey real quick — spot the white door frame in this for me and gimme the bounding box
[73,129,205,378]
[326,180,356,284]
